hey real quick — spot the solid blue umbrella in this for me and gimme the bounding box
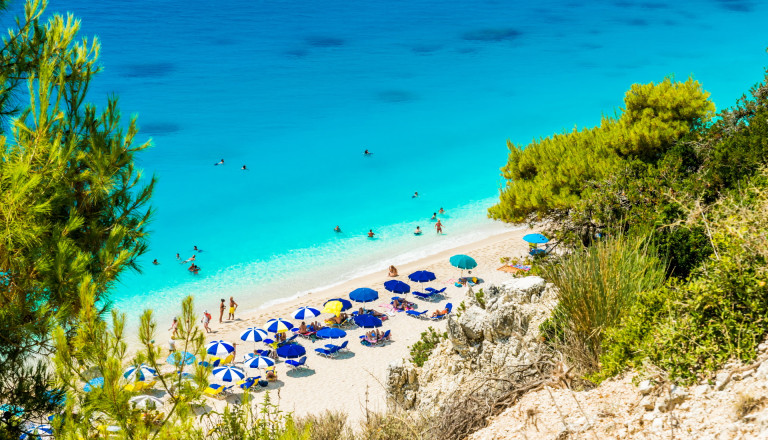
[0,404,23,416]
[277,344,306,359]
[383,280,410,294]
[123,364,157,381]
[449,254,477,270]
[244,354,275,369]
[522,233,549,244]
[323,298,353,311]
[83,377,104,392]
[206,340,235,357]
[293,307,321,320]
[349,288,379,303]
[316,327,347,339]
[166,351,196,366]
[212,366,246,383]
[240,327,269,343]
[265,318,294,333]
[354,314,383,328]
[408,270,436,283]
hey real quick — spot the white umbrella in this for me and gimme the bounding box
[212,365,246,383]
[129,395,163,410]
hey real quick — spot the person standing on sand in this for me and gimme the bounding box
[435,219,443,234]
[228,297,238,320]
[201,310,212,333]
[219,298,226,323]
[169,317,178,339]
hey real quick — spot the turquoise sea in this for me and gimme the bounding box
[15,0,768,324]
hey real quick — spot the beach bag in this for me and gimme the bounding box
[205,312,212,321]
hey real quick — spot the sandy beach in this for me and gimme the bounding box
[159,227,538,420]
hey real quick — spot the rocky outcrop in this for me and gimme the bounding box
[386,276,557,415]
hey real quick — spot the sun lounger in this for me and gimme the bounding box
[406,310,427,318]
[382,330,391,341]
[429,303,453,320]
[425,287,446,295]
[412,291,437,300]
[237,377,258,390]
[198,357,221,368]
[204,384,233,399]
[314,347,336,358]
[285,356,308,370]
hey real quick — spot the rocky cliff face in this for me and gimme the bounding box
[386,276,557,415]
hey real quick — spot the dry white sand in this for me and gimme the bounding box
[156,227,538,420]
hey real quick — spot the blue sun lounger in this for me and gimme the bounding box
[429,303,453,320]
[285,356,308,370]
[406,310,427,318]
[412,291,436,300]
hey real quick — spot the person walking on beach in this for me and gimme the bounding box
[201,310,212,333]
[219,298,226,323]
[228,297,238,320]
[435,219,443,235]
[169,317,179,339]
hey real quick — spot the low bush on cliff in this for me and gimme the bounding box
[538,234,666,375]
[410,327,447,367]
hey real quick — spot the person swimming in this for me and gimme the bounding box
[182,255,196,264]
[414,226,422,235]
[214,158,224,166]
[367,229,375,238]
[152,259,159,265]
[431,212,437,220]
[412,191,419,198]
[364,149,372,156]
[438,207,445,214]
[334,225,341,232]
[241,165,247,170]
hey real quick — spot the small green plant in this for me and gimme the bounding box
[409,327,447,367]
[474,289,486,308]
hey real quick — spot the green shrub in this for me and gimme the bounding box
[409,327,447,367]
[296,410,353,440]
[539,233,666,374]
[474,289,486,308]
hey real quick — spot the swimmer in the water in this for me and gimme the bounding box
[182,255,196,264]
[431,212,437,220]
[414,226,422,235]
[153,259,159,265]
[194,245,200,252]
[176,253,180,260]
[334,226,341,232]
[412,191,418,198]
[438,207,445,214]
[367,229,375,238]
[188,264,200,274]
[364,149,372,156]
[214,159,224,166]
[242,165,247,170]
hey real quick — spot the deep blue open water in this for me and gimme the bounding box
[9,0,768,324]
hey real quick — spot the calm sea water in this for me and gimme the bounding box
[12,0,768,324]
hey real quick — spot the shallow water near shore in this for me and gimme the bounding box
[7,0,767,323]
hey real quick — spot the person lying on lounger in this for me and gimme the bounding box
[299,322,307,333]
[431,308,449,318]
[327,312,348,325]
[266,367,277,381]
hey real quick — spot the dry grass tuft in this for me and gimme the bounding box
[734,392,765,419]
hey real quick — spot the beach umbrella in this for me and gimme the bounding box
[323,298,352,311]
[240,327,269,343]
[83,377,104,392]
[293,306,321,320]
[212,365,246,383]
[265,318,294,333]
[129,395,164,410]
[0,404,23,416]
[449,254,477,270]
[244,355,275,369]
[384,280,410,294]
[20,424,53,439]
[277,344,306,359]
[408,270,436,283]
[354,314,382,328]
[123,364,157,382]
[166,351,196,366]
[206,340,235,357]
[349,287,379,303]
[316,327,347,339]
[522,233,549,244]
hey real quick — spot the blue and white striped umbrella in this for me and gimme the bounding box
[206,340,235,357]
[123,364,157,381]
[244,354,275,369]
[265,318,294,333]
[20,423,53,439]
[240,327,269,343]
[293,307,321,320]
[212,365,246,383]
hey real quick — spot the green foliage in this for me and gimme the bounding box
[539,234,666,374]
[206,392,311,440]
[596,172,768,384]
[474,288,486,308]
[489,77,713,223]
[296,410,353,440]
[409,326,447,367]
